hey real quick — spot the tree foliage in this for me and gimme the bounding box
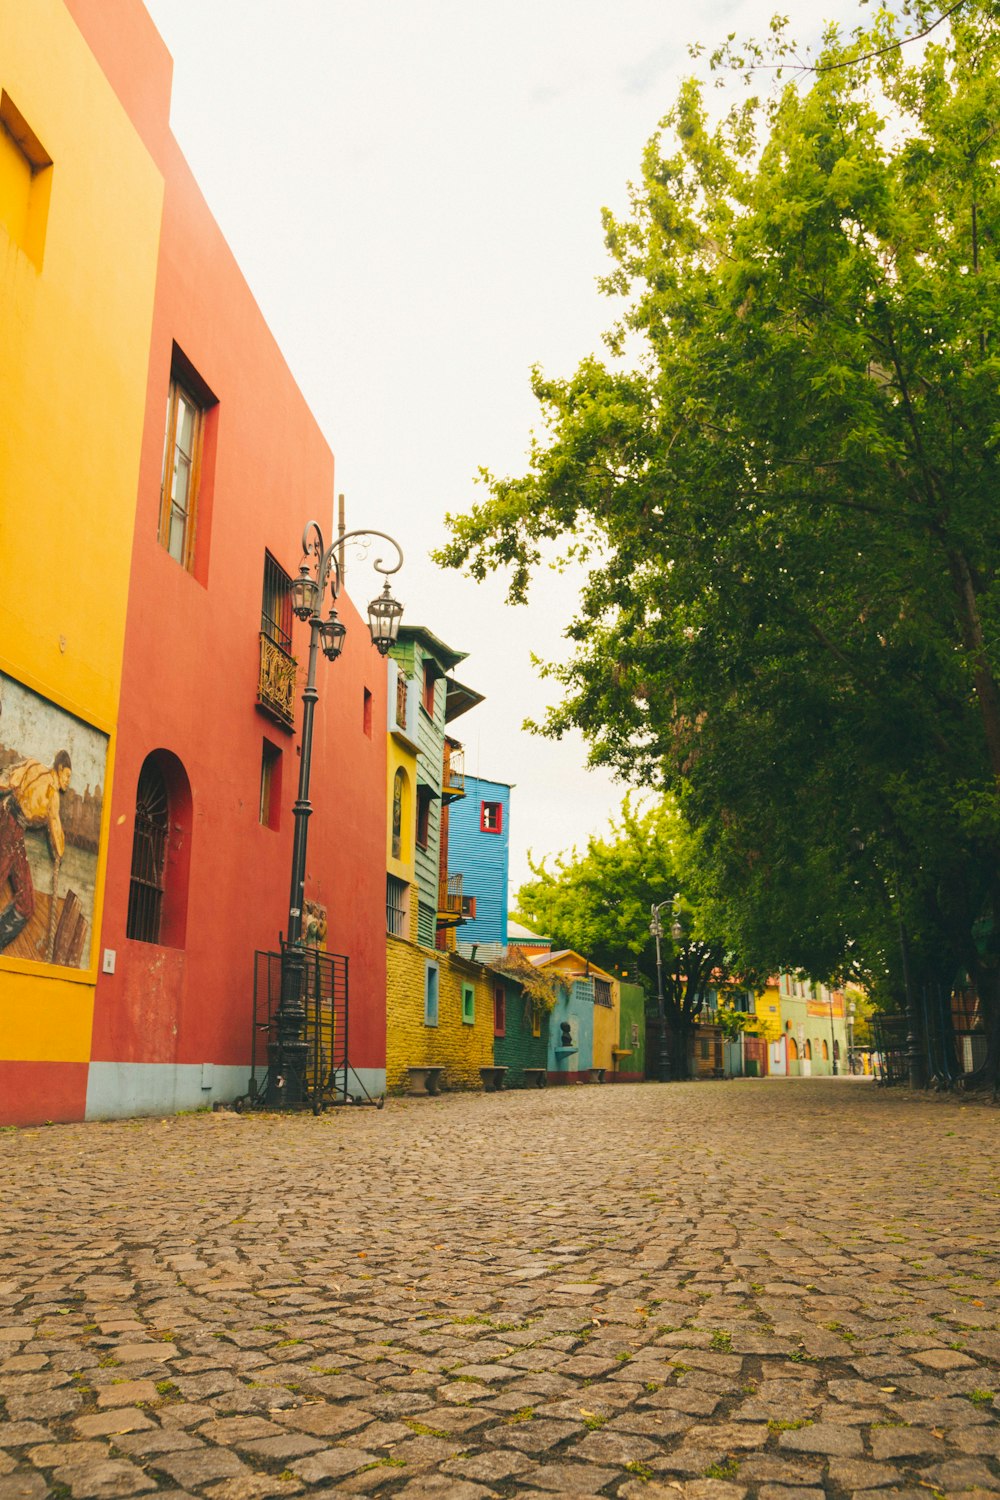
[440,2,1000,1085]
[512,796,732,1078]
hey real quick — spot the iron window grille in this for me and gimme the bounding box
[386,874,408,937]
[261,551,293,652]
[126,759,169,943]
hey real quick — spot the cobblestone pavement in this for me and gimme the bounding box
[1,1079,998,1500]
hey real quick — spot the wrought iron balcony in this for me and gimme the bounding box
[437,872,473,926]
[257,632,297,729]
[442,741,465,801]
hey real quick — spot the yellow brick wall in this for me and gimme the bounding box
[386,934,495,1094]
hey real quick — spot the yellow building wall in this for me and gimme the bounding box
[0,0,164,1061]
[386,737,417,885]
[385,935,494,1094]
[754,984,782,1044]
[592,980,620,1071]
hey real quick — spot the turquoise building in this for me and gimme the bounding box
[449,774,512,955]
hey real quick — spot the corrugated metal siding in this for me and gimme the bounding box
[447,774,510,949]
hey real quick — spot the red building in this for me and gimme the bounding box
[71,0,388,1117]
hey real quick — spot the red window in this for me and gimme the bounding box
[494,984,506,1037]
[481,800,502,834]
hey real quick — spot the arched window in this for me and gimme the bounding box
[787,1036,799,1061]
[126,751,191,946]
[392,768,406,860]
[803,1039,812,1060]
[821,1039,829,1061]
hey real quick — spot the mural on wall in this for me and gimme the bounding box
[0,673,107,969]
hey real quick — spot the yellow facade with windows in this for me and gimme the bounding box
[0,0,163,1069]
[591,975,621,1074]
[385,935,494,1093]
[754,981,782,1044]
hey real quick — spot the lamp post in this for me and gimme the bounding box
[272,518,404,1105]
[828,988,839,1075]
[650,895,683,1083]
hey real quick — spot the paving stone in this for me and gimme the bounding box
[291,1446,379,1481]
[74,1410,157,1438]
[439,1448,536,1482]
[395,1479,497,1499]
[827,1459,903,1489]
[152,1448,253,1486]
[275,1403,375,1437]
[113,1428,207,1457]
[26,1440,110,1467]
[50,1459,157,1497]
[951,1428,1000,1457]
[619,1486,746,1500]
[868,1425,946,1459]
[778,1422,864,1456]
[96,1379,159,1406]
[0,1425,52,1449]
[521,1461,619,1490]
[203,1480,304,1500]
[919,1458,1000,1490]
[757,1488,825,1500]
[910,1348,979,1370]
[0,1475,50,1500]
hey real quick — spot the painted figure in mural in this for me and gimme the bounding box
[0,751,71,951]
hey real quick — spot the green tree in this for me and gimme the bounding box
[513,796,731,1078]
[440,3,1000,1089]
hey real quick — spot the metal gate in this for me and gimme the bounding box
[235,945,382,1110]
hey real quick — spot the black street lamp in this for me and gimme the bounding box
[650,895,683,1082]
[271,518,403,1105]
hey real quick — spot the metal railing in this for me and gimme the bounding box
[257,633,297,728]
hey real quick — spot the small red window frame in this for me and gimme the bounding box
[480,800,502,834]
[493,984,506,1037]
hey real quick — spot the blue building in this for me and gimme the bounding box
[449,774,512,955]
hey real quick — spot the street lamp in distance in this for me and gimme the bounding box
[650,894,683,1083]
[273,518,404,1106]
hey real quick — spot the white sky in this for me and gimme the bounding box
[142,0,864,898]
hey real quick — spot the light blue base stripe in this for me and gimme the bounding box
[85,1062,252,1120]
[85,1062,388,1119]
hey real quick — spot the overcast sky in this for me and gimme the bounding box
[143,0,865,898]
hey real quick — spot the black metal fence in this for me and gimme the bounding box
[871,1001,988,1087]
[235,945,380,1111]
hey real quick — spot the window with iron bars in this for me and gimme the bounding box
[386,874,408,938]
[261,551,293,652]
[126,759,169,943]
[594,977,612,1008]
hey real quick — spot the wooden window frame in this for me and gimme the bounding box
[424,962,439,1027]
[160,374,206,570]
[480,800,502,835]
[462,984,475,1025]
[259,740,281,830]
[493,984,506,1037]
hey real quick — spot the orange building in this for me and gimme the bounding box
[1,0,389,1122]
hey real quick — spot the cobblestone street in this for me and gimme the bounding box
[1,1079,998,1500]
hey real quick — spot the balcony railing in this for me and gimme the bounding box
[442,743,465,800]
[257,632,297,729]
[440,872,463,914]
